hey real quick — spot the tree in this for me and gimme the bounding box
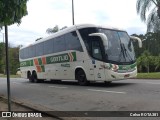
[139,50,152,73]
[147,10,160,32]
[9,47,20,74]
[154,56,160,71]
[46,25,59,34]
[136,0,160,32]
[46,25,67,34]
[0,42,5,73]
[0,0,28,111]
[0,0,28,27]
[35,37,43,41]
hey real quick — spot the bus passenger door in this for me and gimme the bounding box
[91,40,106,81]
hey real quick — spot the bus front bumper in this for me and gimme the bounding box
[106,68,137,81]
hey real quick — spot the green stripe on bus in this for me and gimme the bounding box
[30,60,34,66]
[20,60,33,67]
[20,52,77,67]
[38,58,43,65]
[72,52,77,61]
[41,65,45,72]
[118,63,136,70]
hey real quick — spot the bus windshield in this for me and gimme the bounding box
[79,27,135,64]
[99,28,135,64]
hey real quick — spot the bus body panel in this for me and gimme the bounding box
[19,24,138,83]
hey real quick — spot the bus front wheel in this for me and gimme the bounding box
[76,70,89,86]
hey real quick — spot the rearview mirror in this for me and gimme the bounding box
[89,33,109,49]
[130,36,142,48]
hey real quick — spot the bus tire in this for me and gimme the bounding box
[28,72,33,83]
[76,69,89,86]
[104,81,112,85]
[32,72,39,83]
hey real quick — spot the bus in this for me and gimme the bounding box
[19,24,142,85]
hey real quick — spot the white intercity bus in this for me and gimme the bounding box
[19,24,142,85]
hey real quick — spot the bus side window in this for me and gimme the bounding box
[44,39,54,54]
[66,31,83,52]
[91,40,103,60]
[54,36,66,53]
[36,42,44,56]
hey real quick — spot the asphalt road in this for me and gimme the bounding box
[0,78,160,119]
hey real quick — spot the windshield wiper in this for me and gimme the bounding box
[118,43,127,62]
[118,43,134,63]
[121,43,133,62]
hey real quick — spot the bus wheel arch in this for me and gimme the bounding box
[75,68,89,86]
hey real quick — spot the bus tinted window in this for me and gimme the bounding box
[79,28,98,53]
[20,49,24,59]
[20,31,83,59]
[54,36,66,53]
[36,42,44,56]
[66,32,83,51]
[28,46,36,58]
[44,39,54,54]
[24,48,29,59]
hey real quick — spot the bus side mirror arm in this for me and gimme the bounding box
[89,33,109,49]
[130,36,142,48]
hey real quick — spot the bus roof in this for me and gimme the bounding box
[20,24,126,49]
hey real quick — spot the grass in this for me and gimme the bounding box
[137,72,160,79]
[0,74,21,78]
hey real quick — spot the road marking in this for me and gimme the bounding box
[87,89,126,94]
[48,86,68,89]
[12,82,22,85]
[29,84,39,86]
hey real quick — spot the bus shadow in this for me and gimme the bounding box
[89,82,135,88]
[37,80,135,88]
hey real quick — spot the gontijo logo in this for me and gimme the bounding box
[50,55,69,63]
[48,52,76,63]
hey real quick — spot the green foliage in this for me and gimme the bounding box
[137,51,152,73]
[0,0,28,75]
[9,47,20,74]
[0,43,20,74]
[133,32,160,73]
[46,25,59,34]
[46,25,67,34]
[137,72,160,79]
[137,53,160,73]
[0,42,5,73]
[0,0,28,27]
[35,37,43,41]
[133,32,160,57]
[136,0,160,32]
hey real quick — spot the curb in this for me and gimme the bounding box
[0,95,64,119]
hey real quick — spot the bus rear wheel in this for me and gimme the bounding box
[32,72,39,83]
[104,81,112,85]
[76,70,89,86]
[28,72,33,83]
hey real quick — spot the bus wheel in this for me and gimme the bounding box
[76,70,89,86]
[32,72,39,83]
[104,81,112,85]
[28,72,33,83]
